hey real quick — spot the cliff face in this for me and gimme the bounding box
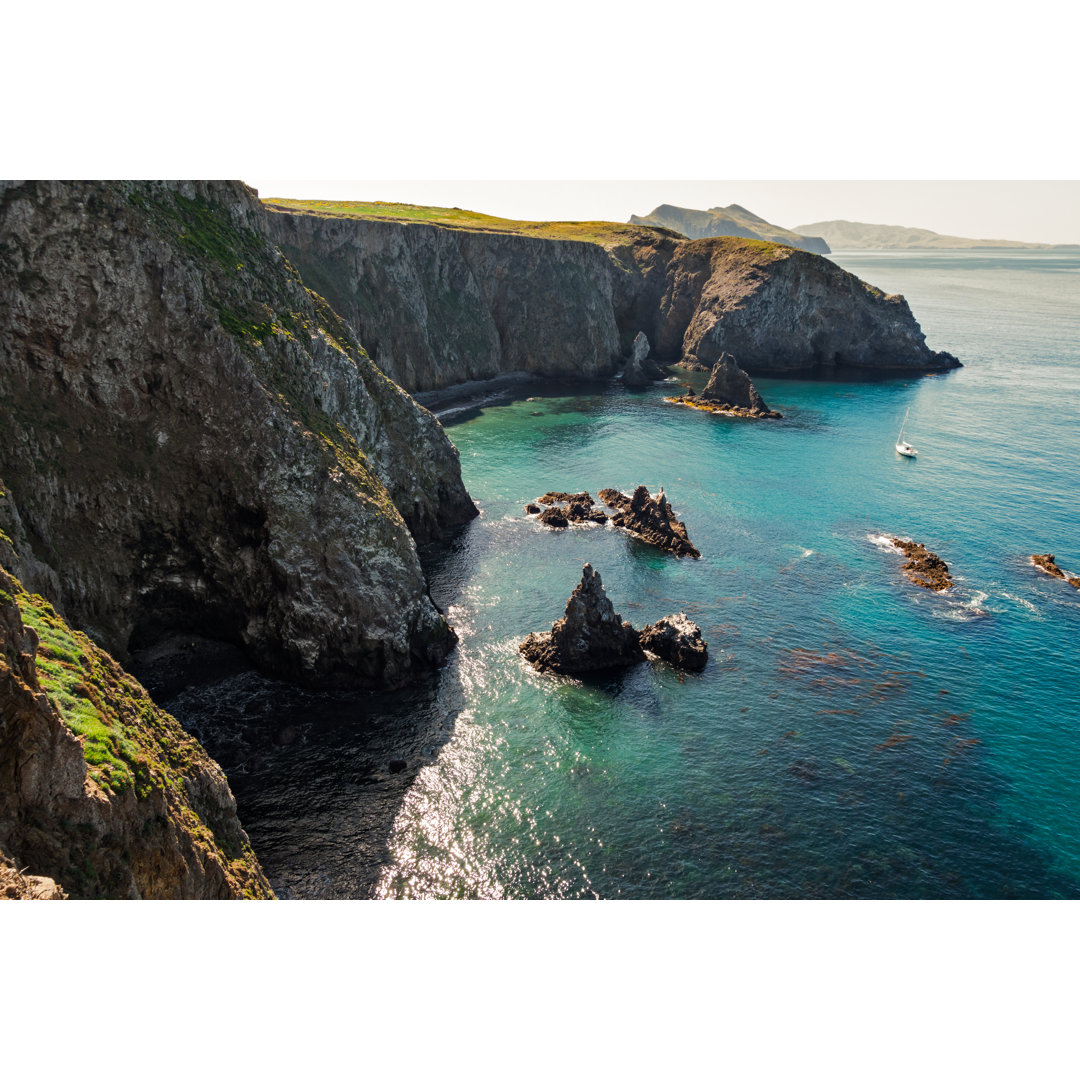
[267,207,958,392]
[0,181,477,690]
[635,237,957,374]
[267,211,624,394]
[0,524,270,898]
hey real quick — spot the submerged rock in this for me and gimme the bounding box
[598,486,700,558]
[639,613,708,671]
[667,353,782,419]
[622,332,666,388]
[1032,553,1080,588]
[520,564,646,674]
[891,538,954,591]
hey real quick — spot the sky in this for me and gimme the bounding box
[245,179,1080,245]
[7,4,1078,244]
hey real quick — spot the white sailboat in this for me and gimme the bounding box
[895,407,917,458]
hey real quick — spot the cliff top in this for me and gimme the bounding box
[262,198,678,246]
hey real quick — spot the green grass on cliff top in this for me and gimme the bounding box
[262,199,668,246]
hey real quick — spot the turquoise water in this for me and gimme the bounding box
[174,251,1080,898]
[372,250,1080,898]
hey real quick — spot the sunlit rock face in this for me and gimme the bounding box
[520,564,647,674]
[0,181,476,690]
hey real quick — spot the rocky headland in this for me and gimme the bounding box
[891,538,954,591]
[598,487,701,558]
[520,565,707,675]
[1032,553,1080,588]
[265,201,960,393]
[667,353,782,419]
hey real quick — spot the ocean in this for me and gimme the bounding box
[167,250,1080,899]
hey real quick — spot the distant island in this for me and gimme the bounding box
[628,204,830,254]
[794,219,1080,251]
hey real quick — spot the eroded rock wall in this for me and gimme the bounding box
[267,212,625,394]
[0,181,476,689]
[266,210,958,390]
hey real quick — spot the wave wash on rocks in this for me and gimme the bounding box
[0,181,477,690]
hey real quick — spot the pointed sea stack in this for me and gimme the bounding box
[622,332,666,388]
[598,486,700,558]
[519,564,646,674]
[666,353,782,419]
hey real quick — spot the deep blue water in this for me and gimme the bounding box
[171,250,1080,898]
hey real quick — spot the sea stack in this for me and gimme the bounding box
[598,486,701,558]
[519,564,646,674]
[666,353,782,419]
[622,332,666,388]
[700,354,781,417]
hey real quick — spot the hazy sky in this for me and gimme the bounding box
[247,180,1080,245]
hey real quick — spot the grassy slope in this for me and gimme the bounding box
[262,198,674,247]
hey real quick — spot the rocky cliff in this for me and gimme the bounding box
[266,203,958,392]
[0,520,270,898]
[267,210,625,394]
[0,181,477,691]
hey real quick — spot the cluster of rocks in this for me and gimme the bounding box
[525,492,608,528]
[598,486,701,558]
[666,353,782,419]
[1032,553,1080,589]
[526,485,699,558]
[519,565,707,675]
[890,538,954,591]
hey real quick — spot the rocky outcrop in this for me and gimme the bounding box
[622,331,665,387]
[519,565,646,674]
[598,487,700,558]
[668,353,782,419]
[1032,553,1080,588]
[638,614,708,671]
[628,236,961,376]
[0,181,477,691]
[264,204,960,392]
[0,543,271,899]
[891,538,954,591]
[530,492,608,527]
[630,203,831,254]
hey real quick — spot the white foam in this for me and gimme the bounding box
[867,533,901,551]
